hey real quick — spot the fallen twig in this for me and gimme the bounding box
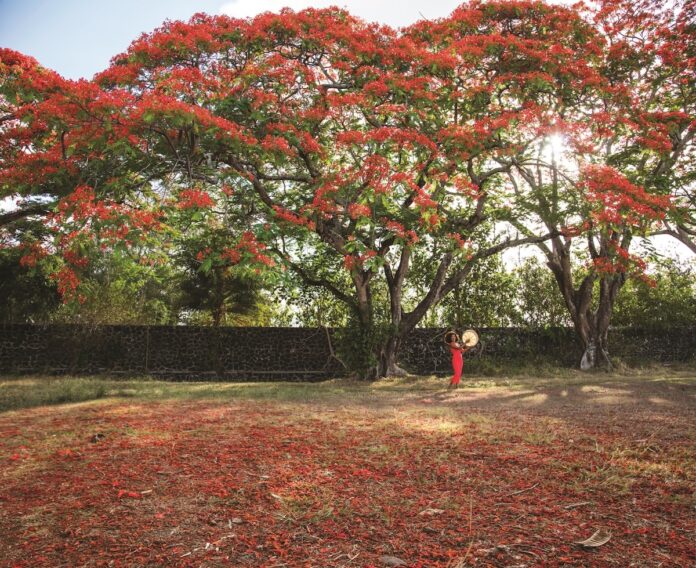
[447,493,475,568]
[418,507,444,516]
[481,544,515,554]
[506,483,539,497]
[211,534,236,546]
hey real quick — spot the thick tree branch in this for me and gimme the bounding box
[652,226,696,254]
[0,203,53,227]
[276,252,356,309]
[256,172,313,183]
[402,252,454,329]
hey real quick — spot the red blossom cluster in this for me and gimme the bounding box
[221,232,275,269]
[559,221,592,238]
[18,242,48,268]
[336,128,437,153]
[347,203,371,220]
[420,212,442,229]
[62,249,89,269]
[49,266,82,301]
[447,232,472,253]
[56,186,114,222]
[310,183,341,219]
[452,177,481,199]
[177,188,214,209]
[343,249,377,271]
[582,165,671,228]
[413,189,437,211]
[385,220,419,245]
[272,206,316,230]
[591,245,656,287]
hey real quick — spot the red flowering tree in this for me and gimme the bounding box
[0,46,273,305]
[497,0,690,369]
[0,49,169,301]
[92,4,603,376]
[505,158,671,369]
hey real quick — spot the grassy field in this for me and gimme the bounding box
[1,371,694,567]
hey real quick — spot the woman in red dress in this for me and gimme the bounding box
[445,330,470,389]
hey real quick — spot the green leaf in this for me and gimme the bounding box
[200,257,213,273]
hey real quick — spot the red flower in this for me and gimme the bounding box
[177,189,214,209]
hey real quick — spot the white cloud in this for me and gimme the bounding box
[218,0,462,28]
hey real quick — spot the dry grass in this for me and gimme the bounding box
[1,371,694,566]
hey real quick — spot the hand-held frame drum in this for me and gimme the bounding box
[460,329,479,347]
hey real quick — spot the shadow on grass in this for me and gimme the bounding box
[2,366,696,415]
[0,375,378,413]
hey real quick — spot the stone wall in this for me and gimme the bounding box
[0,324,694,379]
[0,325,344,380]
[400,327,583,374]
[402,327,696,374]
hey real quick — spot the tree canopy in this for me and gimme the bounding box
[1,0,693,374]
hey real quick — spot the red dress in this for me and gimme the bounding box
[450,346,463,385]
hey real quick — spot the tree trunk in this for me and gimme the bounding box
[347,272,382,380]
[370,247,415,378]
[212,267,225,327]
[571,274,624,371]
[370,248,462,378]
[578,324,613,371]
[546,253,593,370]
[377,334,408,378]
[212,304,224,327]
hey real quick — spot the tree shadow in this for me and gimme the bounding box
[409,375,696,440]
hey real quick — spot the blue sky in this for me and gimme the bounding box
[0,0,225,79]
[0,0,465,80]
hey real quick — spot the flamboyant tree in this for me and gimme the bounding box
[89,3,602,376]
[0,48,168,299]
[583,0,695,368]
[0,45,272,304]
[390,0,608,367]
[497,0,689,369]
[505,157,671,369]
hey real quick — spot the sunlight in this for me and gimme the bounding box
[648,397,671,405]
[520,392,548,405]
[542,133,568,161]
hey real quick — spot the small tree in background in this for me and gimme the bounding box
[515,257,570,328]
[0,219,61,324]
[49,250,178,325]
[613,258,696,328]
[176,258,265,327]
